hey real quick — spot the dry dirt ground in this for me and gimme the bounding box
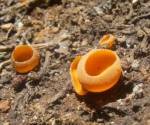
[0,0,150,125]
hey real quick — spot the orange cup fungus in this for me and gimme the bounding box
[99,34,116,48]
[70,49,122,95]
[11,44,40,73]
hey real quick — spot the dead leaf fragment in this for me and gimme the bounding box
[0,100,11,113]
[34,27,59,43]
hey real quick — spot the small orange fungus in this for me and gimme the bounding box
[99,34,116,48]
[70,49,122,95]
[11,45,40,73]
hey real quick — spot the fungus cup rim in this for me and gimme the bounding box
[84,49,117,77]
[70,56,87,95]
[11,44,37,65]
[77,49,121,81]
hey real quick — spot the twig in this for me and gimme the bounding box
[5,25,14,40]
[0,30,70,52]
[0,45,14,52]
[125,3,134,21]
[28,51,51,81]
[0,42,56,53]
[140,34,148,49]
[33,42,56,49]
[0,59,11,71]
[47,81,72,107]
[39,51,51,77]
[129,12,150,24]
[33,32,71,49]
[0,41,56,52]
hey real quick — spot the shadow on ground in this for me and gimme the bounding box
[75,77,133,121]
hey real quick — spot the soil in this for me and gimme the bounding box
[0,0,150,125]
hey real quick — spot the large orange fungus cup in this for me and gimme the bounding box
[70,49,122,95]
[11,44,40,73]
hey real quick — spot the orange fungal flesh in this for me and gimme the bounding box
[70,49,122,95]
[11,45,40,73]
[99,34,116,48]
[77,49,122,92]
[13,45,33,62]
[70,56,87,95]
[85,50,116,76]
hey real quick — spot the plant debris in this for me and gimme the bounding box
[0,100,11,113]
[0,59,11,72]
[12,75,27,91]
[0,0,149,124]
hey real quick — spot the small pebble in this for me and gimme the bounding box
[81,39,88,46]
[132,83,144,99]
[131,60,140,70]
[94,6,104,15]
[16,21,23,29]
[117,99,124,106]
[132,0,138,4]
[126,37,136,48]
[133,84,143,93]
[55,42,69,55]
[97,118,104,123]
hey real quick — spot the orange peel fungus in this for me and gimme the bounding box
[70,49,122,95]
[11,44,40,73]
[99,34,116,48]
